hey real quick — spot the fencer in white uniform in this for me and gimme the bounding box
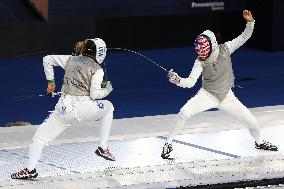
[12,38,115,179]
[161,10,278,159]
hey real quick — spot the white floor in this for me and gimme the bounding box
[0,105,284,189]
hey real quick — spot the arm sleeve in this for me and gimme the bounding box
[90,69,110,100]
[43,55,71,81]
[225,21,255,55]
[177,59,203,88]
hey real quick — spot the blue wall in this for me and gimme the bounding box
[0,47,283,126]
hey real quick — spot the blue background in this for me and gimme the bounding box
[0,47,283,126]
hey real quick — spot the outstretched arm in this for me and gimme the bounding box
[168,59,203,88]
[225,10,255,55]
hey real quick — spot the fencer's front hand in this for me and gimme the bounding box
[103,80,113,94]
[167,69,181,85]
[243,10,254,22]
[47,80,56,96]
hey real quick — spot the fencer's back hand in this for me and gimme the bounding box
[102,80,113,94]
[243,10,254,22]
[167,69,181,85]
[46,82,56,96]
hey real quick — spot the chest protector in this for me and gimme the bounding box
[61,56,102,96]
[201,44,235,101]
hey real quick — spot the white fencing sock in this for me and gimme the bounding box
[99,110,113,150]
[27,140,45,171]
[249,127,261,144]
[166,112,188,144]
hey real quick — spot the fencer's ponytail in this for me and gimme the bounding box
[74,40,86,55]
[74,39,97,61]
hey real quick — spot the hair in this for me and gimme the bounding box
[74,40,85,55]
[74,40,96,59]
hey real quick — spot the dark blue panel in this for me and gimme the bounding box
[0,47,283,127]
[0,0,40,22]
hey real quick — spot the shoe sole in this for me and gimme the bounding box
[255,147,278,151]
[161,147,173,160]
[95,151,115,161]
[11,173,38,180]
[161,152,175,160]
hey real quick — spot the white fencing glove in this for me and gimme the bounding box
[167,69,181,85]
[102,80,113,94]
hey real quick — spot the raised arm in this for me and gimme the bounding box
[225,10,255,55]
[90,69,113,100]
[168,59,203,88]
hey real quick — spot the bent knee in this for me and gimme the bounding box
[104,100,114,112]
[101,100,114,118]
[31,136,49,147]
[247,118,258,128]
[178,109,191,120]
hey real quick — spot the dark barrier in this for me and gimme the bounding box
[271,0,284,50]
[95,12,243,50]
[1,0,284,57]
[245,0,284,51]
[0,11,244,57]
[48,0,247,20]
[0,21,96,57]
